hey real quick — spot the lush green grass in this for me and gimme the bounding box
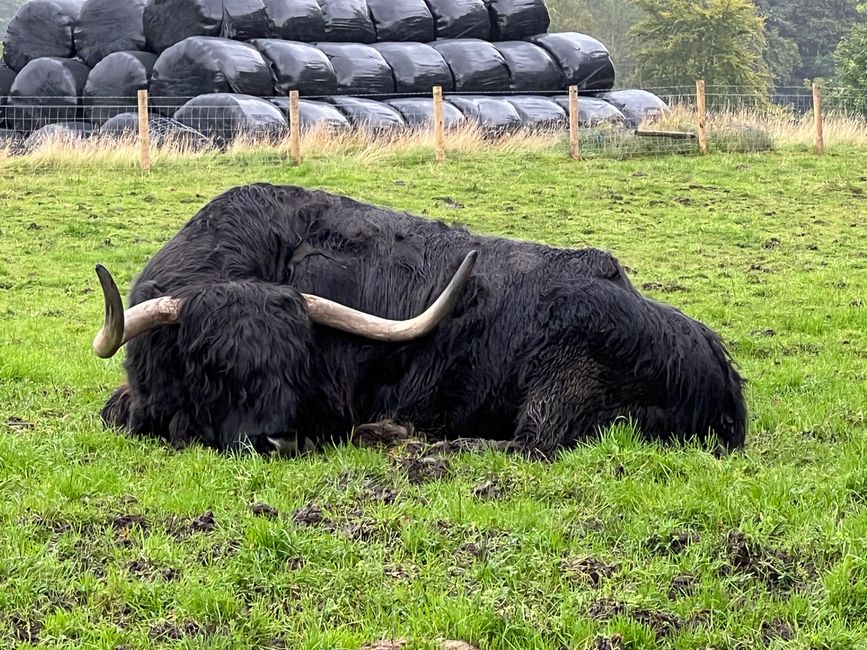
[1,147,866,649]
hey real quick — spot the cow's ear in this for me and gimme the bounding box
[602,255,623,280]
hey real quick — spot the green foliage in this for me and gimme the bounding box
[630,0,770,96]
[755,0,863,86]
[833,21,867,112]
[762,25,803,87]
[0,147,866,648]
[0,0,25,45]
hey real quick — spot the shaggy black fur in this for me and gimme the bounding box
[101,184,747,455]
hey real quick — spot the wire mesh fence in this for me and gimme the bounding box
[1,83,866,164]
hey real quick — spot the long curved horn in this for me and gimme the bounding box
[92,250,478,358]
[93,264,182,359]
[303,250,478,341]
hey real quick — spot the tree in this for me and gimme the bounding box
[547,0,644,87]
[630,0,770,96]
[833,5,867,111]
[755,0,862,86]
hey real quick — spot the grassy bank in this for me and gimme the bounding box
[0,148,865,649]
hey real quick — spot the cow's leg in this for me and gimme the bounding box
[512,351,612,459]
[352,419,413,447]
[267,433,317,456]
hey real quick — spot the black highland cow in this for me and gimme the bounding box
[95,184,747,456]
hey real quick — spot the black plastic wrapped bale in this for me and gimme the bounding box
[493,41,561,92]
[487,0,549,40]
[372,42,453,94]
[529,33,615,91]
[22,121,93,151]
[263,0,325,41]
[251,40,337,96]
[74,0,151,68]
[431,40,509,92]
[8,57,90,131]
[271,97,350,131]
[99,111,142,137]
[144,0,270,53]
[144,0,213,53]
[384,98,465,129]
[174,93,287,143]
[101,111,210,146]
[367,0,434,42]
[315,44,394,95]
[150,37,274,114]
[221,0,271,40]
[326,97,405,132]
[425,0,490,39]
[595,90,669,127]
[504,96,565,130]
[83,51,157,125]
[2,0,84,72]
[551,95,625,127]
[446,95,521,132]
[0,64,16,127]
[318,0,376,43]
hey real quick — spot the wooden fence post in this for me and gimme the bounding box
[568,85,580,160]
[289,89,301,165]
[433,85,445,162]
[812,82,824,155]
[137,89,150,172]
[696,79,708,155]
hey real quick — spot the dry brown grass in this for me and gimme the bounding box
[3,104,867,169]
[0,122,563,170]
[658,102,867,148]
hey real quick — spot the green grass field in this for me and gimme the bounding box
[1,147,866,649]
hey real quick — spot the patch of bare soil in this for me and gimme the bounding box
[128,559,180,582]
[562,556,619,588]
[588,598,627,619]
[722,529,814,589]
[668,574,697,599]
[589,598,682,639]
[591,634,624,650]
[361,641,407,650]
[169,511,217,537]
[761,618,794,645]
[361,481,398,504]
[395,456,451,484]
[471,478,507,500]
[8,615,43,644]
[631,607,682,638]
[197,540,240,565]
[291,503,377,541]
[292,503,328,527]
[4,416,34,431]
[250,502,279,519]
[645,530,701,555]
[337,473,400,505]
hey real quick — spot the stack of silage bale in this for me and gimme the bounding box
[0,0,669,143]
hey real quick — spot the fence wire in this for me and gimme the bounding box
[1,85,865,161]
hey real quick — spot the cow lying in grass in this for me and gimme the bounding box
[94,184,747,456]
